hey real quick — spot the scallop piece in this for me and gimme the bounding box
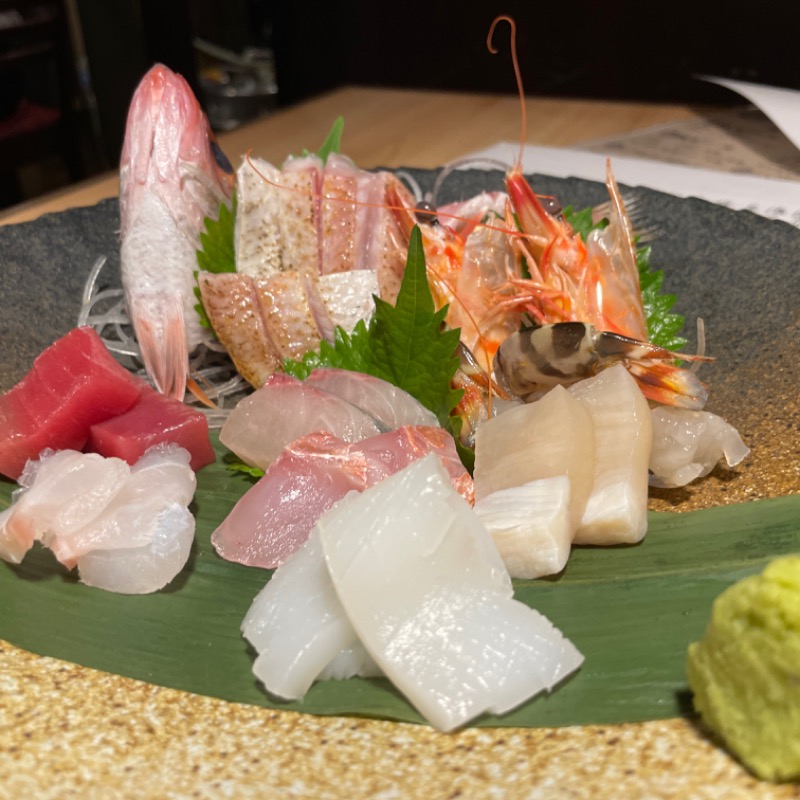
[473,476,572,579]
[649,407,750,488]
[569,364,653,545]
[317,453,584,732]
[473,384,595,528]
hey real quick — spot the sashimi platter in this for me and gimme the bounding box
[1,55,800,786]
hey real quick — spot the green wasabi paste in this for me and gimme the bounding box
[687,555,800,783]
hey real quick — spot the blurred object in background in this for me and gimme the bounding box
[0,0,106,208]
[194,39,277,132]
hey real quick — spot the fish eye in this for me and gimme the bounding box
[209,135,234,175]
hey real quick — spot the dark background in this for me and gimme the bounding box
[2,0,799,208]
[74,0,800,165]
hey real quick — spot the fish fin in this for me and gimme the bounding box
[131,294,188,400]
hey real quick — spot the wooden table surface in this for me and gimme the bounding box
[4,86,796,799]
[0,85,704,226]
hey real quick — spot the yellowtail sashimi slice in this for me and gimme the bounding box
[241,527,381,701]
[317,453,584,732]
[473,476,572,579]
[569,364,653,545]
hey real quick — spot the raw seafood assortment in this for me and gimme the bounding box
[0,54,755,734]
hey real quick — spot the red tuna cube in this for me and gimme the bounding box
[86,384,216,471]
[0,327,142,480]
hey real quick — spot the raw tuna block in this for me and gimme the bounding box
[0,327,142,480]
[87,384,215,471]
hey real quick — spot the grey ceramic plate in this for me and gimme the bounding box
[2,170,797,507]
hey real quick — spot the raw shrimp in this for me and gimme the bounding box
[483,16,712,409]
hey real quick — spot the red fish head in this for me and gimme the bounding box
[119,63,234,240]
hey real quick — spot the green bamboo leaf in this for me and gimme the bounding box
[1,435,798,729]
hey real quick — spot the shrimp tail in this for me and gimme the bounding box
[626,360,709,410]
[130,293,188,400]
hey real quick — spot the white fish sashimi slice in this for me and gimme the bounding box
[569,364,653,545]
[255,270,323,361]
[219,374,381,469]
[211,425,473,569]
[279,156,321,278]
[318,453,583,732]
[304,368,440,431]
[234,156,283,279]
[51,444,196,565]
[473,476,573,579]
[649,407,750,488]
[316,271,378,335]
[242,528,366,700]
[211,432,367,569]
[319,154,359,275]
[76,502,194,595]
[0,450,130,564]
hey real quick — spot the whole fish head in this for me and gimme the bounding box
[119,63,234,242]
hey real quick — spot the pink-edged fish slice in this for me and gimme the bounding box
[211,425,473,569]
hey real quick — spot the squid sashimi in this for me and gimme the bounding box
[0,327,142,480]
[649,407,750,489]
[569,364,652,545]
[219,373,381,469]
[212,425,472,569]
[473,476,573,579]
[316,453,584,732]
[0,444,196,594]
[86,382,215,471]
[241,529,382,701]
[304,368,440,431]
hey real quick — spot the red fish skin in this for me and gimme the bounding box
[86,383,215,472]
[0,328,142,480]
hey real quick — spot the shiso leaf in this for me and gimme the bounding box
[194,193,237,329]
[285,226,466,454]
[316,117,344,164]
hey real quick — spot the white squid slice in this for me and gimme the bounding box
[317,453,584,732]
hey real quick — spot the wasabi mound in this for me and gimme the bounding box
[687,555,800,782]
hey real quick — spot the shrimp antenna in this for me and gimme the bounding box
[487,15,526,171]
